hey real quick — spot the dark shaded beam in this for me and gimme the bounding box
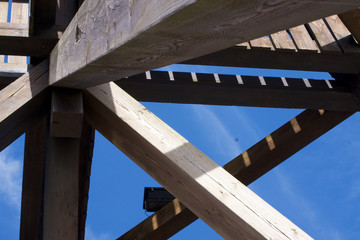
[0,36,58,57]
[181,46,360,74]
[116,71,360,111]
[20,116,48,240]
[50,0,360,88]
[0,60,50,151]
[118,109,354,240]
[339,9,360,44]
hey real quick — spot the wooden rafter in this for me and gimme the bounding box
[118,109,354,240]
[83,82,313,239]
[49,0,360,88]
[0,60,49,151]
[116,71,360,111]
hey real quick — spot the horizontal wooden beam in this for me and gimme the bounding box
[118,109,354,240]
[50,0,360,88]
[181,45,360,74]
[0,60,49,151]
[339,9,360,44]
[84,82,312,239]
[116,71,360,111]
[0,36,58,57]
[0,22,28,37]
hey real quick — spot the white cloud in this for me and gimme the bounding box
[85,226,111,240]
[191,105,242,162]
[0,148,22,210]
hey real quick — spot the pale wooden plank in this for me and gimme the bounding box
[8,1,29,65]
[84,82,313,239]
[0,22,28,36]
[0,1,8,63]
[50,88,83,138]
[288,25,319,53]
[308,19,342,54]
[250,36,274,50]
[270,31,297,52]
[49,0,360,88]
[339,9,360,44]
[20,116,48,240]
[0,60,49,151]
[118,110,353,240]
[325,15,360,55]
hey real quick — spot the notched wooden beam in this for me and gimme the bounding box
[50,88,83,138]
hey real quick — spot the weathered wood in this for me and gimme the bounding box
[116,71,360,111]
[8,0,29,65]
[20,116,48,240]
[84,82,312,239]
[0,0,8,63]
[50,0,360,88]
[78,119,95,240]
[0,36,58,57]
[51,88,83,138]
[181,45,360,74]
[308,19,342,54]
[270,31,297,52]
[288,25,319,52]
[0,22,28,36]
[339,9,360,44]
[43,137,81,240]
[0,60,49,151]
[119,109,354,240]
[250,36,274,50]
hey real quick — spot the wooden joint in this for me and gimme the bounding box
[50,88,83,138]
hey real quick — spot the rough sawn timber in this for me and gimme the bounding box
[83,82,313,240]
[118,109,353,240]
[50,0,360,88]
[0,60,50,151]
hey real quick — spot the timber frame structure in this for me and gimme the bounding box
[1,0,360,239]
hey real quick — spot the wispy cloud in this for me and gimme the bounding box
[191,105,242,163]
[0,148,22,210]
[85,226,111,240]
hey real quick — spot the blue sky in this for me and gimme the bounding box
[1,64,360,239]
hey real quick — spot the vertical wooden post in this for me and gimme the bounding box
[42,88,83,240]
[20,116,48,240]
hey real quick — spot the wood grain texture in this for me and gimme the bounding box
[43,137,81,240]
[250,36,274,50]
[182,45,360,74]
[288,25,319,52]
[116,71,360,111]
[20,116,48,240]
[308,19,342,54]
[8,1,29,65]
[0,60,49,151]
[270,30,297,52]
[0,1,8,63]
[339,9,360,44]
[51,88,83,138]
[84,82,313,240]
[50,0,360,88]
[118,109,353,240]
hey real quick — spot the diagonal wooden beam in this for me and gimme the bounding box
[116,71,360,111]
[49,0,360,88]
[0,60,50,151]
[118,109,354,240]
[84,82,313,239]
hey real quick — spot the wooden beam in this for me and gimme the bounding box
[181,45,360,74]
[84,82,313,239]
[20,116,48,240]
[50,88,83,138]
[0,22,28,37]
[43,88,84,240]
[0,36,58,57]
[49,0,360,88]
[118,109,354,240]
[339,9,360,44]
[116,71,360,111]
[0,60,49,151]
